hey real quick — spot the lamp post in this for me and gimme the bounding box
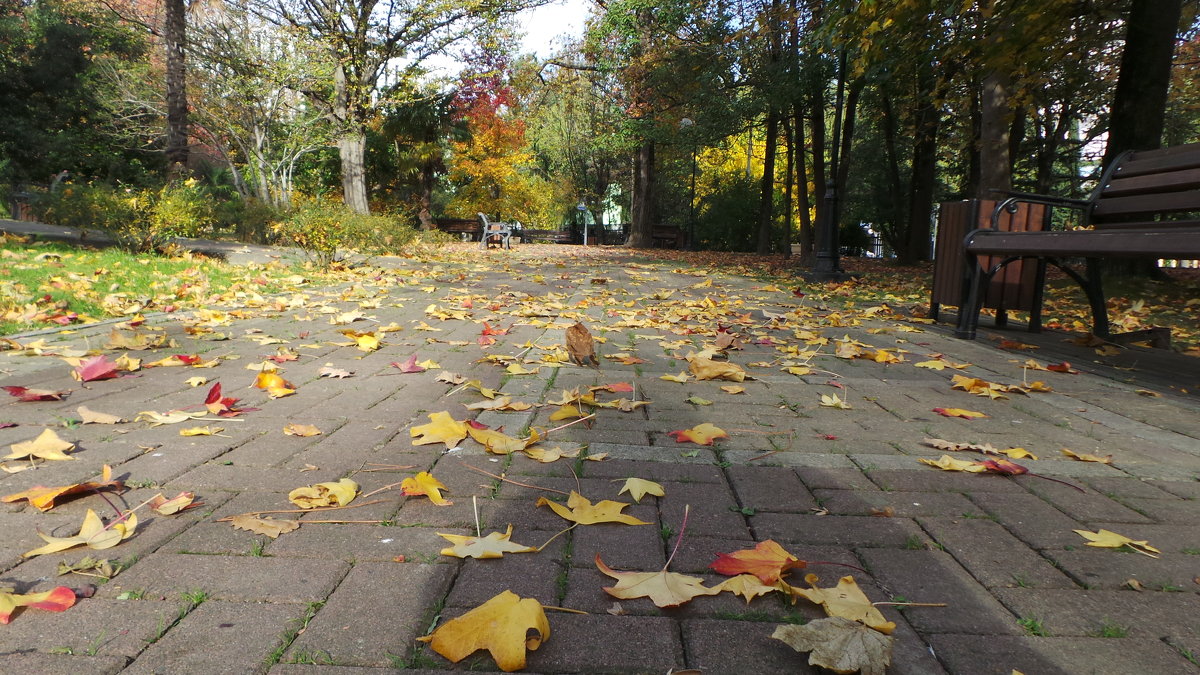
[804,51,854,282]
[577,199,589,246]
[680,118,697,250]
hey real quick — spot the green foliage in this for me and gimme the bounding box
[273,199,421,265]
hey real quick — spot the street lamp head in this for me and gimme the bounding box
[679,117,694,129]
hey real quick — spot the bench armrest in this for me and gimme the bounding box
[986,192,1088,231]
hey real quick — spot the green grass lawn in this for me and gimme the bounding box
[0,237,292,336]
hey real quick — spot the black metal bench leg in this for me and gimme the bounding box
[1083,258,1110,338]
[1028,258,1046,333]
[955,253,985,339]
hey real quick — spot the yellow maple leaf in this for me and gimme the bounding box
[712,574,780,603]
[283,423,322,437]
[1073,528,1160,558]
[6,429,75,461]
[595,555,720,608]
[288,478,358,508]
[788,574,896,634]
[721,385,746,394]
[438,525,537,559]
[666,422,729,445]
[819,394,852,409]
[617,477,665,503]
[505,363,540,375]
[1061,448,1111,464]
[410,412,468,448]
[659,371,691,383]
[179,425,223,437]
[24,509,138,558]
[401,471,452,505]
[418,590,549,671]
[918,455,988,473]
[536,491,650,525]
[466,424,537,455]
[932,407,988,419]
[549,403,585,422]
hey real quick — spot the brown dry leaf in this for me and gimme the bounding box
[595,555,720,608]
[318,365,354,379]
[229,514,300,538]
[788,574,896,634]
[78,406,124,424]
[537,491,650,525]
[565,322,599,366]
[283,423,323,437]
[772,617,894,675]
[417,590,549,672]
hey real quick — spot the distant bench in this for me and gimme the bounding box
[956,142,1200,346]
[517,227,573,244]
[432,218,478,241]
[652,226,685,249]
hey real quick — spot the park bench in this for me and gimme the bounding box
[955,142,1200,345]
[517,226,574,244]
[432,218,479,241]
[478,213,514,249]
[652,225,685,249]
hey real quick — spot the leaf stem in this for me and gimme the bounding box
[663,504,690,570]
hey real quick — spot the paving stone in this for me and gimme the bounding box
[0,598,176,659]
[1082,476,1183,500]
[813,489,977,518]
[1120,496,1200,523]
[582,458,726,482]
[917,517,1077,589]
[1022,479,1155,523]
[866,468,1026,493]
[587,442,714,463]
[750,513,925,548]
[444,554,563,608]
[1084,521,1200,552]
[681,618,824,674]
[856,548,1022,635]
[794,466,881,490]
[966,491,1084,550]
[166,464,343,491]
[99,554,349,603]
[285,562,454,667]
[925,634,1198,675]
[267,523,466,563]
[122,600,302,674]
[570,520,666,570]
[726,464,819,513]
[1043,548,1200,591]
[524,614,684,673]
[0,654,127,674]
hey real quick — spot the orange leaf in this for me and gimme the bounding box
[1,465,122,511]
[666,423,728,445]
[710,540,807,584]
[0,586,76,624]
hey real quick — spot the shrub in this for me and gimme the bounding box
[214,198,280,244]
[36,180,219,252]
[273,199,421,266]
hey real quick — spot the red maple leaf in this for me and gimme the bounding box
[390,355,426,373]
[3,386,68,402]
[204,383,255,417]
[74,355,120,382]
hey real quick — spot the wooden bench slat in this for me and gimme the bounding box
[1103,167,1200,198]
[1091,189,1200,219]
[967,230,1200,259]
[1114,143,1200,178]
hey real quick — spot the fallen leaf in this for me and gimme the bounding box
[318,365,354,379]
[789,574,896,634]
[1073,528,1160,558]
[711,574,780,603]
[391,355,427,373]
[721,385,746,394]
[666,423,728,446]
[686,396,713,406]
[410,411,468,448]
[689,357,747,382]
[6,429,75,461]
[932,407,987,419]
[596,555,720,607]
[819,394,853,409]
[1046,361,1079,374]
[710,539,807,584]
[417,590,549,672]
[229,514,300,538]
[1,465,122,511]
[537,491,650,525]
[179,425,223,436]
[466,422,538,455]
[24,509,138,558]
[1061,448,1112,464]
[918,455,987,473]
[185,376,208,387]
[283,423,322,437]
[77,406,123,425]
[772,617,894,675]
[0,586,77,624]
[618,477,665,503]
[3,386,68,402]
[72,355,120,382]
[565,322,599,365]
[660,372,691,383]
[549,404,586,422]
[288,478,359,508]
[439,525,537,559]
[401,471,452,505]
[148,491,200,515]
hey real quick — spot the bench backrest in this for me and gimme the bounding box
[1091,142,1200,228]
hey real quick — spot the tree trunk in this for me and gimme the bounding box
[1103,0,1182,166]
[793,105,813,259]
[164,0,189,172]
[879,94,905,252]
[977,70,1012,199]
[807,78,827,240]
[417,163,435,230]
[339,132,370,214]
[904,65,939,263]
[628,140,655,247]
[781,117,793,259]
[756,110,779,254]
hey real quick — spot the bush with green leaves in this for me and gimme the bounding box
[273,199,422,265]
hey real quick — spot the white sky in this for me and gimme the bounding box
[421,0,591,77]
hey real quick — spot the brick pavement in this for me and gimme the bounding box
[1,243,1199,674]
